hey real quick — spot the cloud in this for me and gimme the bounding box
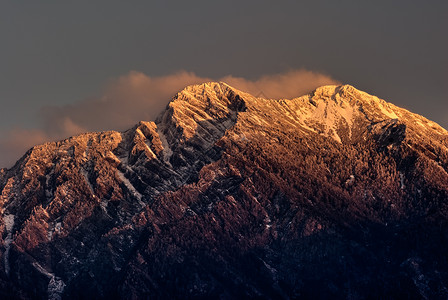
[0,128,50,168]
[40,71,211,136]
[222,69,339,100]
[0,69,338,168]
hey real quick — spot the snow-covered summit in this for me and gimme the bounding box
[1,81,448,298]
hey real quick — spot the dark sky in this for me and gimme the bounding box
[0,1,447,167]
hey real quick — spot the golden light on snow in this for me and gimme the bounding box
[0,69,338,168]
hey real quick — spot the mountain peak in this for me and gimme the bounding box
[181,81,232,93]
[175,81,247,102]
[1,81,448,299]
[156,81,247,141]
[311,84,380,104]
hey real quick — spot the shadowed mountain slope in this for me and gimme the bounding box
[1,82,447,299]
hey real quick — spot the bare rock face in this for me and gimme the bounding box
[1,82,448,299]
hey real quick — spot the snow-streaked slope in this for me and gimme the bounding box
[0,82,447,299]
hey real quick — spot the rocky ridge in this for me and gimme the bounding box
[0,82,447,299]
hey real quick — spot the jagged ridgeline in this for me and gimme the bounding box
[1,83,447,299]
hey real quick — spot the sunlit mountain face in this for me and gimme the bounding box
[1,82,447,299]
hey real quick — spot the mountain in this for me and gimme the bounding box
[1,82,448,299]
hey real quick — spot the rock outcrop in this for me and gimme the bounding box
[1,82,447,299]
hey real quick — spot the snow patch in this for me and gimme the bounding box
[32,261,66,300]
[47,222,62,241]
[81,168,109,211]
[399,172,406,190]
[301,99,357,143]
[80,169,95,197]
[32,261,54,278]
[83,141,91,158]
[136,127,157,158]
[100,199,109,211]
[157,130,173,167]
[136,128,145,138]
[106,150,126,166]
[345,175,355,186]
[48,277,66,300]
[3,214,14,275]
[47,224,54,241]
[117,170,143,203]
[264,216,272,230]
[4,214,14,233]
[144,140,157,158]
[45,174,53,199]
[377,101,399,119]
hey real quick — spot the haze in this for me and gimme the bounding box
[0,1,447,168]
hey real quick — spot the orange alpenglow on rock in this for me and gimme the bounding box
[0,82,447,299]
